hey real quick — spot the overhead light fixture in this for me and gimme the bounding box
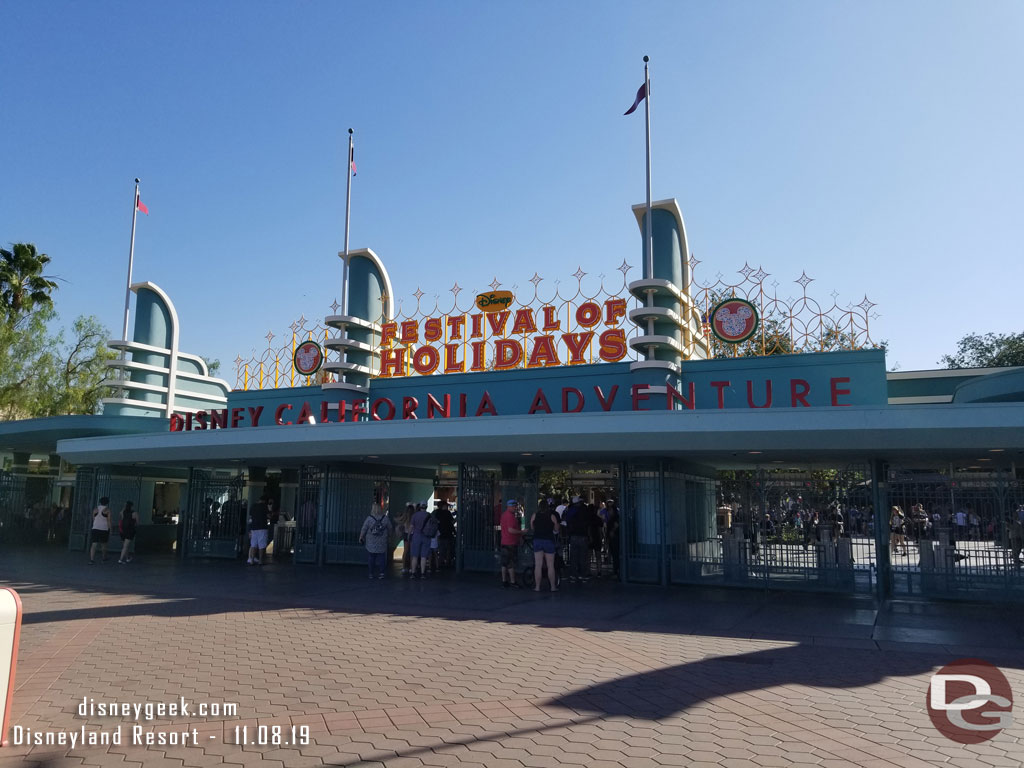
[521,452,533,456]
[989,449,1005,453]
[749,451,762,455]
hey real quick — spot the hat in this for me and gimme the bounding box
[417,502,428,509]
[506,499,517,507]
[572,495,581,503]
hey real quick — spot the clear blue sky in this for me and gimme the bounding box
[2,1,1022,378]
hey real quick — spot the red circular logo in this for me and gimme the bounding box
[293,341,324,376]
[926,658,1014,744]
[710,298,759,343]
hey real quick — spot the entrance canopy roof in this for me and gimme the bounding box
[55,402,1024,470]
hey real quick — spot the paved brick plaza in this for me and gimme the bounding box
[2,549,1023,768]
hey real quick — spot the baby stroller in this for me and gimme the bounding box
[517,533,563,589]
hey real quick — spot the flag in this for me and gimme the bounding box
[350,145,357,176]
[136,194,149,215]
[624,82,647,115]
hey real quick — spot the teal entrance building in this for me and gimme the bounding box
[2,198,1023,602]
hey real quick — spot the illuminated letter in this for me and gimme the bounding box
[562,332,594,364]
[541,305,561,331]
[486,311,510,336]
[424,317,443,342]
[412,345,440,375]
[604,298,627,325]
[527,335,560,367]
[447,315,466,340]
[444,343,465,373]
[400,320,419,343]
[381,322,398,347]
[494,339,523,370]
[469,340,486,371]
[470,313,484,338]
[598,329,627,362]
[379,348,406,378]
[575,301,601,328]
[511,308,537,335]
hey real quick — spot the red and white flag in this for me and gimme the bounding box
[624,82,647,116]
[136,194,149,215]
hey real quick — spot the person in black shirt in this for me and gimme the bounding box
[530,501,560,592]
[248,495,270,565]
[564,496,590,582]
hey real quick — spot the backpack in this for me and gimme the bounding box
[370,515,389,536]
[421,513,440,538]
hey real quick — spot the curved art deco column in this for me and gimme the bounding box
[627,199,709,373]
[102,282,231,418]
[323,248,394,395]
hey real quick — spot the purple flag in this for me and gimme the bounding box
[624,82,647,115]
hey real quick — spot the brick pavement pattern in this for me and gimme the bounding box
[2,551,1023,768]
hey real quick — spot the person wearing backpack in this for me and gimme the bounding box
[409,502,435,579]
[359,502,393,579]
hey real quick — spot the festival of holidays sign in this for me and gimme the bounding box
[376,295,632,377]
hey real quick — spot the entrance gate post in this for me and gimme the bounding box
[871,459,891,601]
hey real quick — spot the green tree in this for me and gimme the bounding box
[941,332,1024,369]
[0,243,59,324]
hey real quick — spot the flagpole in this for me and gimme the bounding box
[122,178,140,342]
[342,128,353,315]
[643,56,653,283]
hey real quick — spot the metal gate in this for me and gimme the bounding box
[619,461,664,584]
[887,466,1024,601]
[457,464,495,573]
[294,465,322,564]
[321,466,390,565]
[98,470,142,553]
[184,469,245,558]
[69,467,98,551]
[0,470,25,546]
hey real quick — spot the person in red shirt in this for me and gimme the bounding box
[499,500,523,588]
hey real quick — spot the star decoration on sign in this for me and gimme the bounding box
[413,288,425,301]
[831,290,840,301]
[572,267,586,281]
[451,282,462,297]
[739,263,754,278]
[289,321,299,333]
[857,296,876,312]
[530,273,543,287]
[618,260,632,275]
[489,278,501,290]
[298,314,307,327]
[752,268,768,282]
[688,253,701,269]
[234,356,243,366]
[795,272,814,290]
[265,331,275,344]
[330,300,340,314]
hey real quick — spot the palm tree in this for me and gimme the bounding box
[0,243,58,323]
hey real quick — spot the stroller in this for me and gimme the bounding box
[517,533,563,589]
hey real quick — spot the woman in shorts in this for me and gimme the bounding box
[89,496,112,564]
[118,500,138,564]
[530,501,561,592]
